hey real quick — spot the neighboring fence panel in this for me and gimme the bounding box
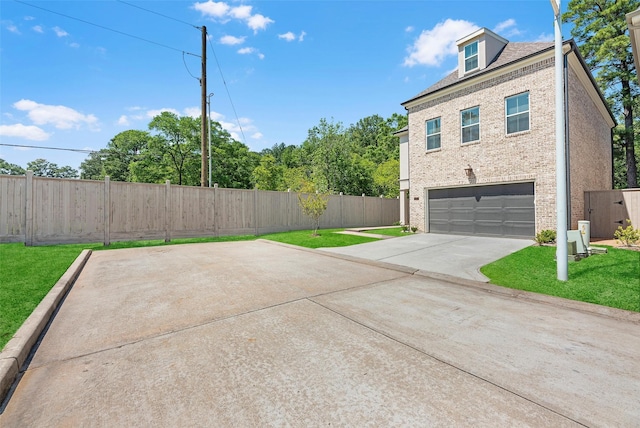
[109,181,167,242]
[32,177,105,244]
[215,188,256,236]
[0,175,26,243]
[170,183,216,239]
[0,174,400,245]
[585,189,640,238]
[341,195,365,228]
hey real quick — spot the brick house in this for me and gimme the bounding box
[398,28,615,238]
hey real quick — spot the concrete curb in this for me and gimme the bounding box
[257,239,419,275]
[259,240,640,325]
[0,249,92,403]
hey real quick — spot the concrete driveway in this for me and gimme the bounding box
[321,233,533,281]
[1,240,639,426]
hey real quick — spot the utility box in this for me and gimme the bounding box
[578,220,591,248]
[567,230,588,255]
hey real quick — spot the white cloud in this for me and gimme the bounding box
[146,108,180,118]
[493,19,521,37]
[534,32,554,42]
[69,42,80,48]
[193,1,230,18]
[52,26,68,37]
[24,16,35,21]
[405,26,414,33]
[13,99,99,131]
[403,19,479,67]
[183,107,202,118]
[32,25,43,33]
[230,5,252,19]
[3,21,21,34]
[279,31,306,42]
[117,115,130,126]
[251,132,263,139]
[258,53,265,60]
[0,123,50,141]
[247,14,274,33]
[193,1,273,33]
[209,110,224,121]
[278,32,295,42]
[238,47,254,55]
[220,35,245,45]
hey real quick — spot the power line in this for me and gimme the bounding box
[0,143,96,154]
[116,0,199,30]
[14,0,200,57]
[183,51,200,81]
[207,38,247,145]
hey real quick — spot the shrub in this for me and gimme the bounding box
[614,219,640,246]
[401,224,410,233]
[535,229,556,245]
[393,221,401,226]
[411,226,418,233]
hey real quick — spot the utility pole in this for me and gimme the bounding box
[551,0,568,281]
[200,25,208,187]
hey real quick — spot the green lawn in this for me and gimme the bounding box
[481,245,640,312]
[360,227,407,237]
[260,228,379,248]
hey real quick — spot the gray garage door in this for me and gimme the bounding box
[428,183,535,238]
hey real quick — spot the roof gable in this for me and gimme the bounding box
[403,42,553,105]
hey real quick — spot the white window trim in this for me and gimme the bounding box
[464,41,479,73]
[426,117,441,151]
[461,106,480,145]
[505,92,530,135]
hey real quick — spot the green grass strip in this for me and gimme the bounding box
[481,245,640,312]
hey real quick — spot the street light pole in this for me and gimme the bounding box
[551,0,568,281]
[207,93,214,188]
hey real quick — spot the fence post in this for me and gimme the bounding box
[287,188,291,231]
[339,192,344,228]
[213,183,219,237]
[362,193,366,227]
[104,176,110,246]
[165,180,171,242]
[25,171,33,246]
[254,188,259,236]
[380,195,383,226]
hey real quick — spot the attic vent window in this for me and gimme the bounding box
[464,41,478,72]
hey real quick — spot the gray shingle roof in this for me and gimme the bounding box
[402,42,554,105]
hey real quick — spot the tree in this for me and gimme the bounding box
[80,150,107,180]
[27,158,78,178]
[297,183,329,236]
[252,154,284,190]
[0,159,25,175]
[148,112,201,186]
[103,130,153,182]
[564,0,640,187]
[373,159,400,198]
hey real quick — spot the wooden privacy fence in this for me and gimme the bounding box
[0,173,399,246]
[584,189,640,238]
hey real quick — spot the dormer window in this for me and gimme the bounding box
[464,41,479,72]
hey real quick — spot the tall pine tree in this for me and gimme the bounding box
[564,0,640,188]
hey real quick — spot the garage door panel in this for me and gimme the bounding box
[428,183,534,238]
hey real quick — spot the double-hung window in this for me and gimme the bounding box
[506,92,530,134]
[464,41,478,73]
[426,118,441,151]
[461,107,480,144]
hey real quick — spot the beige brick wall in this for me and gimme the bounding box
[406,56,612,234]
[566,67,613,227]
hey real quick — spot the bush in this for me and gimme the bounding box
[411,226,418,233]
[401,224,410,233]
[535,229,556,245]
[614,219,640,246]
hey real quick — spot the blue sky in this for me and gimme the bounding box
[1,0,560,171]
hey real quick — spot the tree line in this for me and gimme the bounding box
[1,111,407,198]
